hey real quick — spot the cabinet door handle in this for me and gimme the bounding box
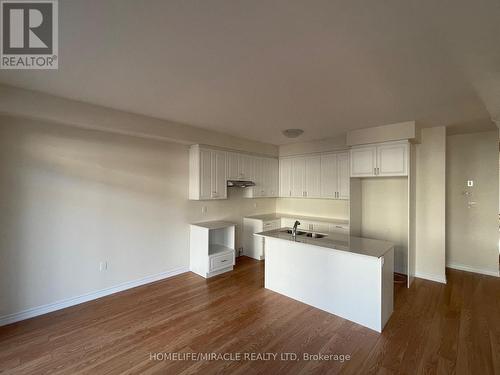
[377,167,380,175]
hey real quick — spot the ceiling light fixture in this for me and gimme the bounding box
[282,129,304,138]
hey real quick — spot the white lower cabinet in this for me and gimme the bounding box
[190,221,236,278]
[243,218,280,260]
[280,217,349,234]
[210,252,234,272]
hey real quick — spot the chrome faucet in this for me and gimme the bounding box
[292,220,301,238]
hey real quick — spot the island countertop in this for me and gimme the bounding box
[255,228,394,258]
[245,213,349,225]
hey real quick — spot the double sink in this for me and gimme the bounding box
[281,229,327,239]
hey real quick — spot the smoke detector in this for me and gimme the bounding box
[282,129,304,138]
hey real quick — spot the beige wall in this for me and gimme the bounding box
[276,198,349,220]
[0,85,279,157]
[360,178,408,274]
[0,116,276,318]
[415,127,446,282]
[446,130,499,276]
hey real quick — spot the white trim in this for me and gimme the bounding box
[446,263,500,277]
[0,266,189,327]
[414,272,447,284]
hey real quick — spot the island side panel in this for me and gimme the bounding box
[264,237,385,332]
[381,247,394,329]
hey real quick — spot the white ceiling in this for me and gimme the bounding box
[1,0,499,144]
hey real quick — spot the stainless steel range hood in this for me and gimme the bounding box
[227,180,256,188]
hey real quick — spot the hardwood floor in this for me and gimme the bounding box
[0,257,499,374]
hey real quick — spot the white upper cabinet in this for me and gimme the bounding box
[253,157,265,197]
[226,152,240,180]
[266,158,279,197]
[305,156,321,198]
[240,154,254,180]
[280,158,292,197]
[244,156,279,198]
[212,150,227,199]
[190,145,227,200]
[280,152,349,200]
[268,159,280,197]
[199,148,213,200]
[350,141,408,177]
[191,145,278,200]
[376,142,408,176]
[320,153,337,198]
[320,152,350,200]
[291,157,306,197]
[350,146,377,177]
[227,152,254,180]
[337,152,350,199]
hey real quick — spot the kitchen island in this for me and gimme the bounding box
[255,228,394,332]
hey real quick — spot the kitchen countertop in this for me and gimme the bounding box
[245,213,349,225]
[191,221,237,230]
[255,228,393,258]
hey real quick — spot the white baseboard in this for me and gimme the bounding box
[0,266,189,327]
[446,263,499,277]
[414,272,447,284]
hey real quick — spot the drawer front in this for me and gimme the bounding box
[263,220,280,231]
[329,224,349,234]
[210,252,234,271]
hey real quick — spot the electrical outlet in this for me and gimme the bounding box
[467,180,474,187]
[99,261,108,271]
[201,206,207,214]
[253,202,257,208]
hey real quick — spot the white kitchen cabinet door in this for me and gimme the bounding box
[350,146,377,177]
[291,157,306,197]
[227,152,254,180]
[268,158,279,197]
[320,153,338,198]
[337,152,350,199]
[305,156,321,198]
[211,150,227,199]
[376,143,408,176]
[280,158,292,197]
[227,152,240,180]
[258,158,268,197]
[240,154,254,180]
[199,149,213,200]
[191,147,227,200]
